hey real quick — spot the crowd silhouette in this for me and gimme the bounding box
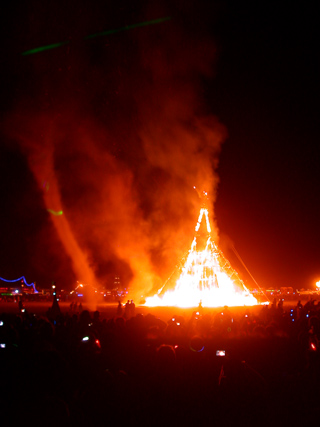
[1,298,320,426]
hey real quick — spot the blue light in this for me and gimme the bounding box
[0,276,38,293]
[191,345,205,353]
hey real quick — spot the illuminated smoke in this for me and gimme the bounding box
[4,7,226,301]
[4,117,98,307]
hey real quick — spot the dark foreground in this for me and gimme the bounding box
[1,299,320,426]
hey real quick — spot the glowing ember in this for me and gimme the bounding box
[145,204,258,308]
[316,281,320,289]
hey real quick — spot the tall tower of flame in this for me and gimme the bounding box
[145,190,258,308]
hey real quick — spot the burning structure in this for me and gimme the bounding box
[145,191,258,308]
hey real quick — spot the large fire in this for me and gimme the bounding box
[145,202,258,308]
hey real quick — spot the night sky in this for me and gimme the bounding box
[0,1,319,293]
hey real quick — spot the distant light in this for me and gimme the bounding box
[82,336,89,341]
[0,275,38,293]
[311,343,316,351]
[78,294,83,297]
[14,290,19,294]
[0,344,6,348]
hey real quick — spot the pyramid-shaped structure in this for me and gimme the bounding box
[145,200,258,307]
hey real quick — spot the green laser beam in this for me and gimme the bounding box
[22,41,70,56]
[21,16,172,56]
[84,16,172,39]
[47,209,63,216]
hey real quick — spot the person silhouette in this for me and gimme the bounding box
[117,301,123,316]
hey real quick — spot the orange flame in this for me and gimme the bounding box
[145,207,258,308]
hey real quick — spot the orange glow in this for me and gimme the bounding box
[316,281,320,289]
[145,206,258,308]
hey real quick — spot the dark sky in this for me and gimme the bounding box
[212,2,319,290]
[0,1,319,292]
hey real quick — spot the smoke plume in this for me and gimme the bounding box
[4,4,226,301]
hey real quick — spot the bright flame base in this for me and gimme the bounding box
[145,207,258,308]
